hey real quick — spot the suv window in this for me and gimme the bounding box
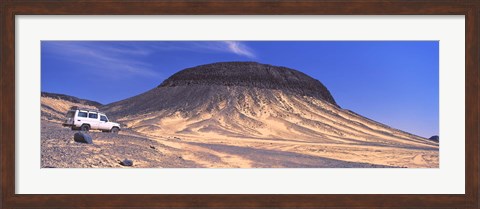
[100,115,108,122]
[88,113,98,119]
[78,112,88,118]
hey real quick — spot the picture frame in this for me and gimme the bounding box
[1,1,478,208]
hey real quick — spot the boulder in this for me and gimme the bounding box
[73,132,93,144]
[120,159,133,166]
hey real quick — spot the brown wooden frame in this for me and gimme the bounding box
[1,0,479,208]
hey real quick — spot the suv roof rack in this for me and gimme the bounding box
[70,106,105,114]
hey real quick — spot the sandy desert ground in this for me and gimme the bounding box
[41,118,437,168]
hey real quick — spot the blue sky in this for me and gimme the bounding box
[41,41,439,138]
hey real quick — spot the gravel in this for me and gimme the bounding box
[41,120,198,168]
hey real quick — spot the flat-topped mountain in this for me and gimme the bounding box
[102,62,437,149]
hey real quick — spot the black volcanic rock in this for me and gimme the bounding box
[120,159,134,166]
[429,135,439,142]
[159,62,337,106]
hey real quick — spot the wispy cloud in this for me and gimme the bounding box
[148,41,257,58]
[223,41,256,58]
[42,41,159,79]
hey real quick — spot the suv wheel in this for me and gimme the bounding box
[80,124,90,132]
[111,127,120,133]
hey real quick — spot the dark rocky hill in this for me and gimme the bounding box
[103,62,339,118]
[101,61,435,145]
[429,135,439,142]
[41,92,102,107]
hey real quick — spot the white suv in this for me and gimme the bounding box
[62,107,121,133]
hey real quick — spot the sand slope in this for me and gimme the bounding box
[107,85,436,147]
[101,85,438,168]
